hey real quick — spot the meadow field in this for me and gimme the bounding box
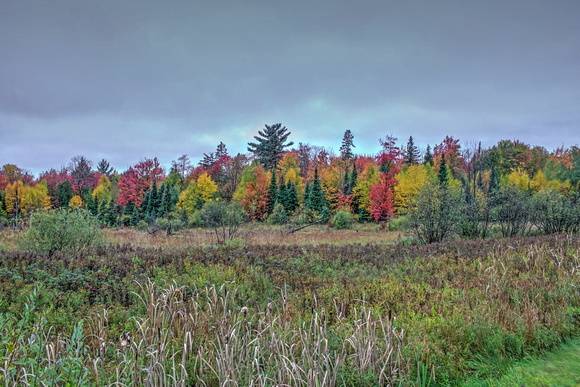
[1,226,579,386]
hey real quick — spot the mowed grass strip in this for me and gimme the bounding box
[465,339,580,386]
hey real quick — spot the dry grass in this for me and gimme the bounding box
[103,225,403,248]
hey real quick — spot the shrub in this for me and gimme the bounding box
[21,208,102,256]
[190,210,204,227]
[269,203,288,225]
[201,201,245,244]
[406,179,461,244]
[490,186,531,237]
[388,215,408,231]
[333,211,353,230]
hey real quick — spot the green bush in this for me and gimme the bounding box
[332,211,353,229]
[388,215,408,231]
[269,203,288,225]
[201,201,245,244]
[190,210,204,227]
[21,208,102,256]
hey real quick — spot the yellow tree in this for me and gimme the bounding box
[278,153,304,200]
[196,173,218,202]
[92,175,112,205]
[177,181,199,217]
[501,171,530,191]
[20,181,51,216]
[69,195,84,210]
[393,164,430,213]
[352,163,379,212]
[529,170,570,193]
[5,181,24,217]
[177,173,218,216]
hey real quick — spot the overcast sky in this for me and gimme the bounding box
[1,0,579,176]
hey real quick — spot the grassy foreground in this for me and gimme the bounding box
[0,229,579,385]
[465,339,580,386]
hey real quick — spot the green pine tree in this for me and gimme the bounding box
[489,166,500,194]
[307,168,326,213]
[303,182,311,206]
[130,206,140,227]
[405,136,420,165]
[438,156,449,186]
[147,181,159,218]
[278,175,288,210]
[286,181,298,214]
[247,123,294,170]
[267,170,278,214]
[424,145,433,166]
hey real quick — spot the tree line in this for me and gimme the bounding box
[1,124,580,242]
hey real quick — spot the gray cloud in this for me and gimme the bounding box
[1,0,579,175]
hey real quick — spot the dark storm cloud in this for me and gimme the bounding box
[1,0,579,175]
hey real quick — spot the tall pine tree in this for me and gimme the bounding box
[423,145,433,166]
[339,129,355,161]
[307,168,326,213]
[247,123,294,170]
[267,170,278,214]
[438,156,449,186]
[405,136,420,165]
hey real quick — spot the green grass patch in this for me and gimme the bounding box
[465,339,580,386]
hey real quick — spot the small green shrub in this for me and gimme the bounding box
[389,215,408,231]
[333,210,353,229]
[21,208,102,256]
[269,203,288,225]
[190,210,204,227]
[136,220,148,231]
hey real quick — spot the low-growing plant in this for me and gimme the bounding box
[269,203,288,225]
[333,210,353,230]
[388,215,408,231]
[20,208,102,256]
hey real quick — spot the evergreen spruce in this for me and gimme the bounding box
[307,168,326,213]
[84,193,97,216]
[358,207,369,223]
[247,123,294,170]
[180,207,189,227]
[148,181,159,218]
[122,202,135,226]
[169,186,179,212]
[286,181,298,214]
[106,200,117,226]
[405,136,420,165]
[423,145,433,165]
[278,176,288,210]
[157,184,165,212]
[216,142,228,159]
[56,181,74,209]
[199,152,216,169]
[141,191,150,215]
[303,182,311,207]
[339,129,355,161]
[159,185,171,218]
[98,199,107,222]
[267,170,278,214]
[96,158,114,176]
[130,206,140,227]
[438,156,449,186]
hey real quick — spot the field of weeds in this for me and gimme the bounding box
[1,230,579,385]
